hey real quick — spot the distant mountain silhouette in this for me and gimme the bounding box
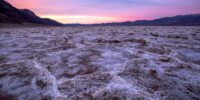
[65,14,200,26]
[0,0,63,26]
[64,23,85,26]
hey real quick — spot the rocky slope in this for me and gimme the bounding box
[0,0,63,26]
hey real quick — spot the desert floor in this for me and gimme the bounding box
[0,26,200,100]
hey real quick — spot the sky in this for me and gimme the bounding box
[6,0,200,24]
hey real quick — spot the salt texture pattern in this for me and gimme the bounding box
[0,26,200,100]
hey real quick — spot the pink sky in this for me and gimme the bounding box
[6,0,200,24]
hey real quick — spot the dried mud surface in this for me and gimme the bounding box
[0,26,200,100]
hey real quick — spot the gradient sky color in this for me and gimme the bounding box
[6,0,200,24]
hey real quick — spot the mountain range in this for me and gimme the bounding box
[65,14,200,26]
[0,0,63,26]
[0,0,199,26]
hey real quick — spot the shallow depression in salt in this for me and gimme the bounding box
[0,26,200,100]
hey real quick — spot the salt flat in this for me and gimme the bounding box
[0,26,200,100]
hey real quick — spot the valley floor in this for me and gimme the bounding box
[0,26,200,100]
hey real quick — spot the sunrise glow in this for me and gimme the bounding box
[40,15,120,24]
[6,0,200,24]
